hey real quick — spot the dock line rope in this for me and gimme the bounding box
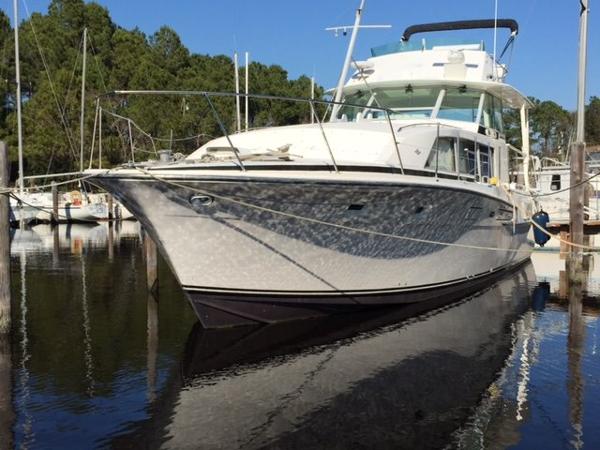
[2,171,110,195]
[529,217,599,251]
[132,166,533,254]
[513,171,600,198]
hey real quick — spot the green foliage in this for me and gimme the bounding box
[529,98,572,156]
[586,96,600,145]
[0,0,323,177]
[504,96,574,157]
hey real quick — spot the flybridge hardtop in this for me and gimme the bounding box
[349,18,529,110]
[400,19,518,42]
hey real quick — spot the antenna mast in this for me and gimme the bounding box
[328,0,390,119]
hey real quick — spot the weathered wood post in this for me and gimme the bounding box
[52,224,60,266]
[0,142,11,333]
[0,141,13,448]
[107,221,114,261]
[143,229,158,293]
[51,181,59,224]
[569,0,589,280]
[107,194,114,222]
[146,294,158,402]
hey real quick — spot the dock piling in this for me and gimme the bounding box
[52,225,59,266]
[0,142,11,334]
[143,229,158,293]
[0,141,13,447]
[107,195,113,221]
[51,181,59,224]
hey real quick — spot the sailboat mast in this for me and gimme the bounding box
[575,0,588,142]
[569,0,590,260]
[234,52,241,133]
[80,27,87,173]
[13,0,24,195]
[331,0,366,119]
[245,51,249,132]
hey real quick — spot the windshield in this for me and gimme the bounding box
[335,85,504,131]
[336,86,442,121]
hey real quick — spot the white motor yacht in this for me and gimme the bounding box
[88,17,535,328]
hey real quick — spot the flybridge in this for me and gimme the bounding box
[371,39,485,57]
[371,19,518,60]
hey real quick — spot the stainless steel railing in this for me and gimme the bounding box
[92,90,406,174]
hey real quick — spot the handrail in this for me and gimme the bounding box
[203,93,246,171]
[310,100,339,173]
[93,90,406,173]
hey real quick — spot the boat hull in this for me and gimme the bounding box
[90,173,533,327]
[35,203,107,223]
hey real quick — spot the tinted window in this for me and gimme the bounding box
[479,144,493,179]
[425,137,456,172]
[438,88,481,123]
[459,139,476,176]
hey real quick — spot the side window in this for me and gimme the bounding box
[480,94,504,132]
[425,137,456,172]
[458,139,476,176]
[478,144,493,179]
[550,174,561,191]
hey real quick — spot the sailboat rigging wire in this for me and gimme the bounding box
[21,0,78,161]
[3,170,107,192]
[101,109,213,145]
[88,33,109,93]
[65,34,83,106]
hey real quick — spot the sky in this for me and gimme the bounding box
[3,0,599,110]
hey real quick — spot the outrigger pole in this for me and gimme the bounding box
[328,0,390,119]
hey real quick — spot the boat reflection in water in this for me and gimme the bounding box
[8,221,141,255]
[117,264,536,449]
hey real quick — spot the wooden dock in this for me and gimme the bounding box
[547,220,600,235]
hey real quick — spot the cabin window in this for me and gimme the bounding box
[425,137,456,172]
[551,174,561,191]
[337,86,442,121]
[458,139,477,176]
[336,90,372,121]
[480,93,504,132]
[478,144,494,179]
[437,87,481,123]
[376,86,441,119]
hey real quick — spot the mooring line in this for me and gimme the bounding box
[529,217,599,251]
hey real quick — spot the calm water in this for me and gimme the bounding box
[1,223,599,449]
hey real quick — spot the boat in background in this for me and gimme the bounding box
[9,196,40,224]
[531,157,600,223]
[26,191,107,223]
